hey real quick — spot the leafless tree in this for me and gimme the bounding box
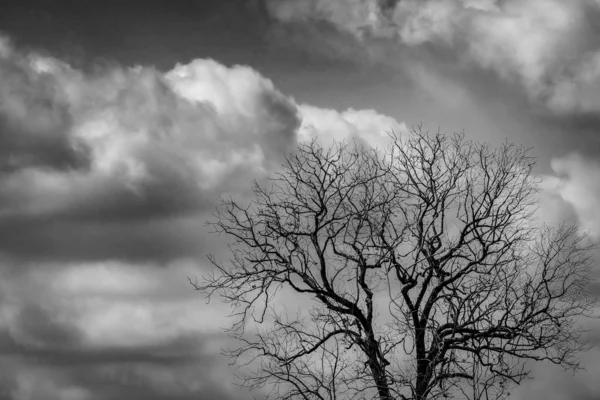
[194,128,597,400]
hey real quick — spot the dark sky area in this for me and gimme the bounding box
[0,0,270,68]
[0,0,385,106]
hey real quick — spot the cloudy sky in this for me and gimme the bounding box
[1,0,600,399]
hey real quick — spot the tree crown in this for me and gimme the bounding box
[196,129,597,400]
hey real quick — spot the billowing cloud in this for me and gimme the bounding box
[0,41,297,261]
[543,153,600,239]
[266,0,600,114]
[298,104,407,147]
[0,34,404,399]
[0,38,299,220]
[0,34,403,264]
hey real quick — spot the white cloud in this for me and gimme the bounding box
[464,0,581,94]
[393,0,460,45]
[0,37,404,263]
[298,104,406,148]
[267,0,600,113]
[544,153,600,238]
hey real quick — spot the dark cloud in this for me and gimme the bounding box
[0,329,208,368]
[0,214,212,263]
[0,43,90,172]
[537,109,600,156]
[0,340,244,400]
[0,290,244,400]
[5,304,83,350]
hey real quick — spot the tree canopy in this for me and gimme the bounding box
[196,129,597,400]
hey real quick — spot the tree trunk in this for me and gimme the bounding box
[369,361,394,400]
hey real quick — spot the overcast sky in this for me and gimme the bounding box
[1,1,600,399]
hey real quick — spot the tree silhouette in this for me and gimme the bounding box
[195,128,597,400]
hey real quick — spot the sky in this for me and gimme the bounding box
[1,0,600,399]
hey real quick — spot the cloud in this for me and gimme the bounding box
[0,44,273,263]
[0,258,242,400]
[0,50,88,172]
[0,339,244,400]
[0,46,298,219]
[0,34,405,400]
[266,0,600,114]
[543,153,600,239]
[541,152,600,298]
[298,104,407,147]
[0,34,403,264]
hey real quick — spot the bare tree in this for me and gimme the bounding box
[194,128,597,400]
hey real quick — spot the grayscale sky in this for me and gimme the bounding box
[0,1,599,399]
